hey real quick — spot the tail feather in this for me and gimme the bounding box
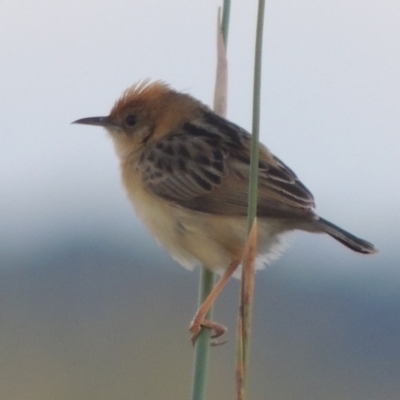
[317,217,378,254]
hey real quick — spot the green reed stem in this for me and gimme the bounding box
[241,0,266,396]
[191,2,231,400]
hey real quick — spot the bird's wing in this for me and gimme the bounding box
[139,112,315,218]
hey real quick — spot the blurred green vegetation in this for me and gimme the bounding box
[1,234,399,400]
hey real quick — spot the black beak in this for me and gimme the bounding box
[72,116,112,127]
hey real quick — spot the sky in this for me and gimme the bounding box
[1,1,399,257]
[1,1,400,399]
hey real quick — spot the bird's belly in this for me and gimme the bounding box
[125,183,290,275]
[126,185,232,271]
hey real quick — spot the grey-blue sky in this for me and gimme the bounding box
[1,1,399,261]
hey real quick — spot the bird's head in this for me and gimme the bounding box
[73,80,205,159]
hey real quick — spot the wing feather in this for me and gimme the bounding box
[138,112,316,218]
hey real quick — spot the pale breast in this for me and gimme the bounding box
[120,162,290,275]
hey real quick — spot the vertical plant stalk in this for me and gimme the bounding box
[236,0,266,399]
[191,269,215,400]
[191,2,230,400]
[237,220,258,400]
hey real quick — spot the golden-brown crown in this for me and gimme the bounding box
[109,80,206,141]
[110,80,170,116]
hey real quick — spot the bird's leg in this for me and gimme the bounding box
[189,260,240,345]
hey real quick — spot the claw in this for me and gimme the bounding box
[189,318,227,346]
[189,320,202,345]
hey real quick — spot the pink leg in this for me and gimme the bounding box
[189,260,240,345]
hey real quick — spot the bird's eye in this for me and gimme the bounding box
[125,114,137,127]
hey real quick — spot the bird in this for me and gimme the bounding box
[73,80,377,343]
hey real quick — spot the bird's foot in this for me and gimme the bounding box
[189,316,226,346]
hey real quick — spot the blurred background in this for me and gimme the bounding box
[1,1,399,399]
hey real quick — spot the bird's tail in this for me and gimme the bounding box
[317,217,378,254]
